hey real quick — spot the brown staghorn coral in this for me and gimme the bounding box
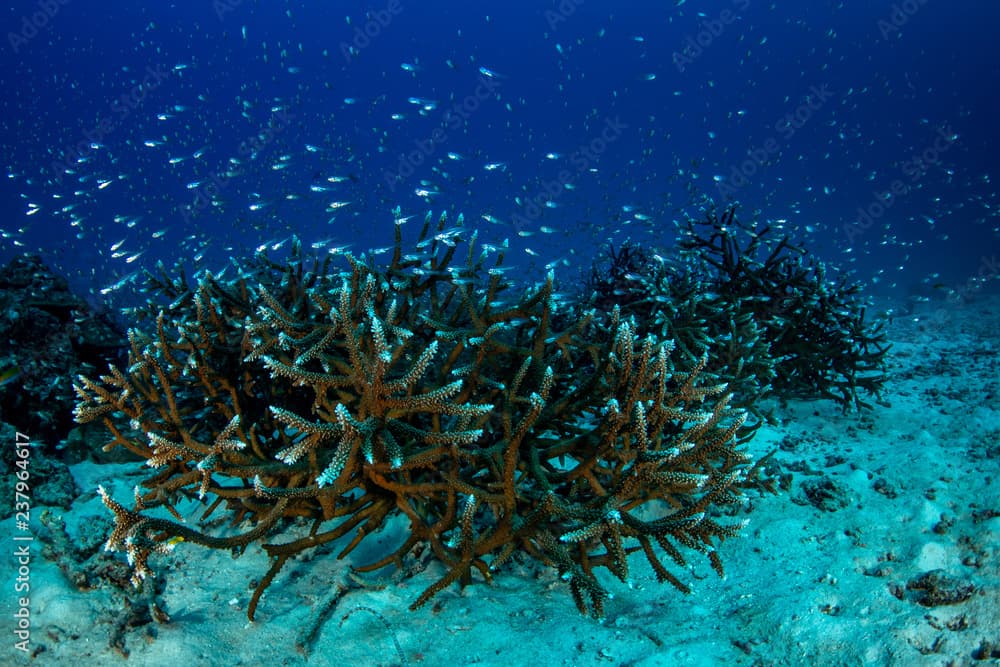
[74,210,775,622]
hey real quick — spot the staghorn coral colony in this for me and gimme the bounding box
[72,206,889,621]
[586,203,889,421]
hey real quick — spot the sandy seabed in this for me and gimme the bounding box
[2,295,998,667]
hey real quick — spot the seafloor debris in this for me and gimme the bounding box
[793,476,851,512]
[905,569,977,607]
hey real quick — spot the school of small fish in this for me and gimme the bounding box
[1,4,996,312]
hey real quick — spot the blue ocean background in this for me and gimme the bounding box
[1,0,998,306]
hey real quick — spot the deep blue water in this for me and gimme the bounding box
[1,0,998,307]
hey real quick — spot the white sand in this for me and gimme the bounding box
[2,295,997,666]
